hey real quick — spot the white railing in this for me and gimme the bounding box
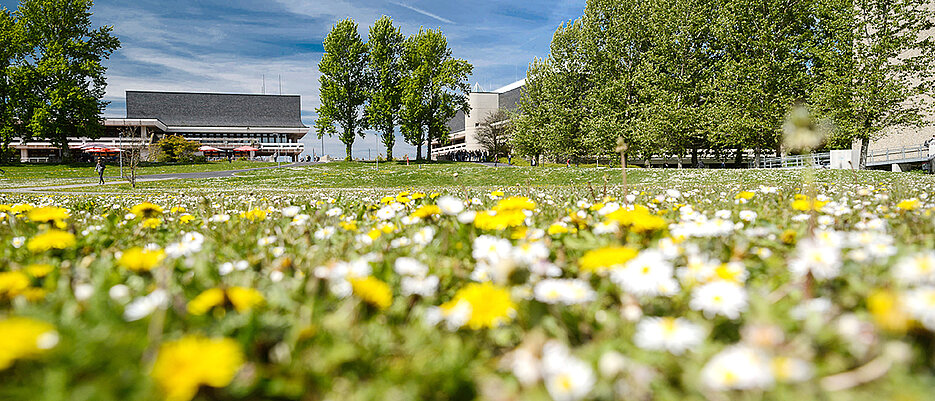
[866,144,931,164]
[760,152,832,169]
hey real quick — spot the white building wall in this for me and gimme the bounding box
[463,92,501,150]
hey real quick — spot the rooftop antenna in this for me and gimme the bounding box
[279,75,282,95]
[474,82,483,92]
[262,74,266,94]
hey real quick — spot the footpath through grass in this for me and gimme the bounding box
[0,161,276,189]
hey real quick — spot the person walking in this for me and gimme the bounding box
[95,158,105,185]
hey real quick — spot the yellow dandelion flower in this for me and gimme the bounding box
[412,192,426,200]
[350,276,393,310]
[26,206,70,224]
[474,209,527,230]
[579,246,638,273]
[178,214,195,224]
[26,230,76,253]
[170,206,187,213]
[118,247,165,272]
[0,271,31,299]
[867,290,911,333]
[141,218,162,229]
[411,204,441,219]
[340,221,358,232]
[0,317,58,370]
[490,190,505,198]
[790,195,827,212]
[240,208,267,221]
[547,223,570,235]
[493,196,536,212]
[187,288,226,315]
[25,264,54,278]
[896,199,920,211]
[606,206,666,234]
[226,287,264,313]
[151,335,244,401]
[735,191,755,200]
[380,195,396,204]
[130,202,163,218]
[441,282,515,330]
[10,204,34,214]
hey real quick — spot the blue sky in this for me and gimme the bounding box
[0,0,585,159]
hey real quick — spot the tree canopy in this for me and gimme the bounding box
[513,0,935,168]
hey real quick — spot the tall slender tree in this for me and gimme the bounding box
[818,0,935,168]
[365,16,404,161]
[0,8,22,160]
[13,0,119,161]
[400,28,471,160]
[316,18,368,160]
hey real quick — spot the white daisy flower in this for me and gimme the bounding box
[610,250,679,297]
[893,252,935,285]
[788,238,842,280]
[700,345,774,391]
[401,275,439,297]
[690,281,748,319]
[533,279,596,305]
[437,196,465,215]
[634,316,704,355]
[394,257,428,277]
[541,341,595,401]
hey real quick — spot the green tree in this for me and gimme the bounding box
[400,28,471,160]
[365,16,404,161]
[817,0,935,168]
[156,134,199,163]
[710,0,815,167]
[0,8,23,161]
[316,18,368,160]
[12,0,119,162]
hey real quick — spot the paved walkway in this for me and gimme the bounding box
[472,162,520,168]
[1,163,302,194]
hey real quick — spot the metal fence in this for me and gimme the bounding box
[866,144,931,165]
[759,152,832,169]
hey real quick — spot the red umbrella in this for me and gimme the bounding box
[233,146,259,152]
[199,145,222,152]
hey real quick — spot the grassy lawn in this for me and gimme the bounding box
[37,161,935,198]
[0,161,276,189]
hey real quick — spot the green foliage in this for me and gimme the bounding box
[155,135,200,163]
[8,0,119,161]
[515,0,935,169]
[400,28,472,160]
[814,0,935,168]
[365,16,405,161]
[316,18,368,161]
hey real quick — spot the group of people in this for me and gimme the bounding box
[447,150,492,163]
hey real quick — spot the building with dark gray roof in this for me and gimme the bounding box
[13,91,309,162]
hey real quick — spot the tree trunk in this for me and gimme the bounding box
[691,148,698,167]
[859,136,869,170]
[754,146,761,168]
[735,147,743,167]
[345,143,353,160]
[385,129,394,161]
[416,140,422,160]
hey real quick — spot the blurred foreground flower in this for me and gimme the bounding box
[26,230,76,253]
[0,317,58,370]
[349,276,393,310]
[433,282,515,330]
[118,247,166,272]
[151,335,244,401]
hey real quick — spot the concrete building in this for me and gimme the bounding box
[433,79,525,160]
[13,91,309,162]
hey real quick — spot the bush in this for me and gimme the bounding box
[156,135,200,163]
